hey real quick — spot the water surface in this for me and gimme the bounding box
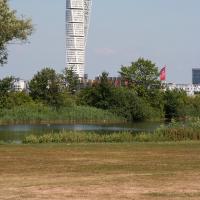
[0,122,162,143]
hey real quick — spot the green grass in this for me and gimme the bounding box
[22,128,200,144]
[23,131,135,144]
[0,104,125,124]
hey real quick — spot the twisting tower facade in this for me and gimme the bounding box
[66,0,92,78]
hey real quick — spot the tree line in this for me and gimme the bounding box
[1,58,200,122]
[1,0,200,122]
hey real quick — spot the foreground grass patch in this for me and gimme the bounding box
[0,143,200,200]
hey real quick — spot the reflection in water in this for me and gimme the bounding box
[0,122,162,143]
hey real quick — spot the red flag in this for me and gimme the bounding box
[160,66,166,81]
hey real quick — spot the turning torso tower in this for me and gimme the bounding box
[66,0,92,78]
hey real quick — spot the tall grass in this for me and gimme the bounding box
[135,119,200,142]
[23,131,134,144]
[0,103,125,124]
[22,119,200,144]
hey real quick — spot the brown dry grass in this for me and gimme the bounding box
[0,143,200,199]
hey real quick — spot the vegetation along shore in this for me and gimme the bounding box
[1,58,200,125]
[22,119,200,144]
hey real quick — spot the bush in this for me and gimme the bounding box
[163,89,187,119]
[185,96,200,117]
[110,88,160,121]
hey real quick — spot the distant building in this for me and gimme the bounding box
[163,68,200,95]
[94,76,122,87]
[166,83,200,96]
[13,78,28,92]
[192,68,200,84]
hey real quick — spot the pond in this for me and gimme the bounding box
[0,122,163,143]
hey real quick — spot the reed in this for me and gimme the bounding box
[0,104,125,124]
[22,120,200,144]
[23,131,135,144]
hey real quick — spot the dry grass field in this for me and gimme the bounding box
[0,143,200,200]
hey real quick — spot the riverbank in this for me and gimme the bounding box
[22,123,200,144]
[1,143,200,200]
[0,120,126,126]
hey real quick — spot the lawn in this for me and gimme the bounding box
[0,142,200,199]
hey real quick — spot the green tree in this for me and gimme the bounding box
[29,68,63,108]
[63,67,79,94]
[146,88,164,115]
[0,0,33,64]
[5,91,33,109]
[0,76,13,108]
[164,89,187,119]
[119,58,161,97]
[78,72,113,109]
[0,76,13,95]
[110,87,159,121]
[185,95,200,117]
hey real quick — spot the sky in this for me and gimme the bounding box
[1,0,200,83]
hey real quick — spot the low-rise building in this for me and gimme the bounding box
[13,78,28,92]
[166,83,200,96]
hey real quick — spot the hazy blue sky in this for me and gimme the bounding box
[1,0,200,83]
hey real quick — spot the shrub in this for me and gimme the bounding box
[110,88,160,121]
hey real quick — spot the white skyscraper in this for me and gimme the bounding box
[66,0,92,78]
